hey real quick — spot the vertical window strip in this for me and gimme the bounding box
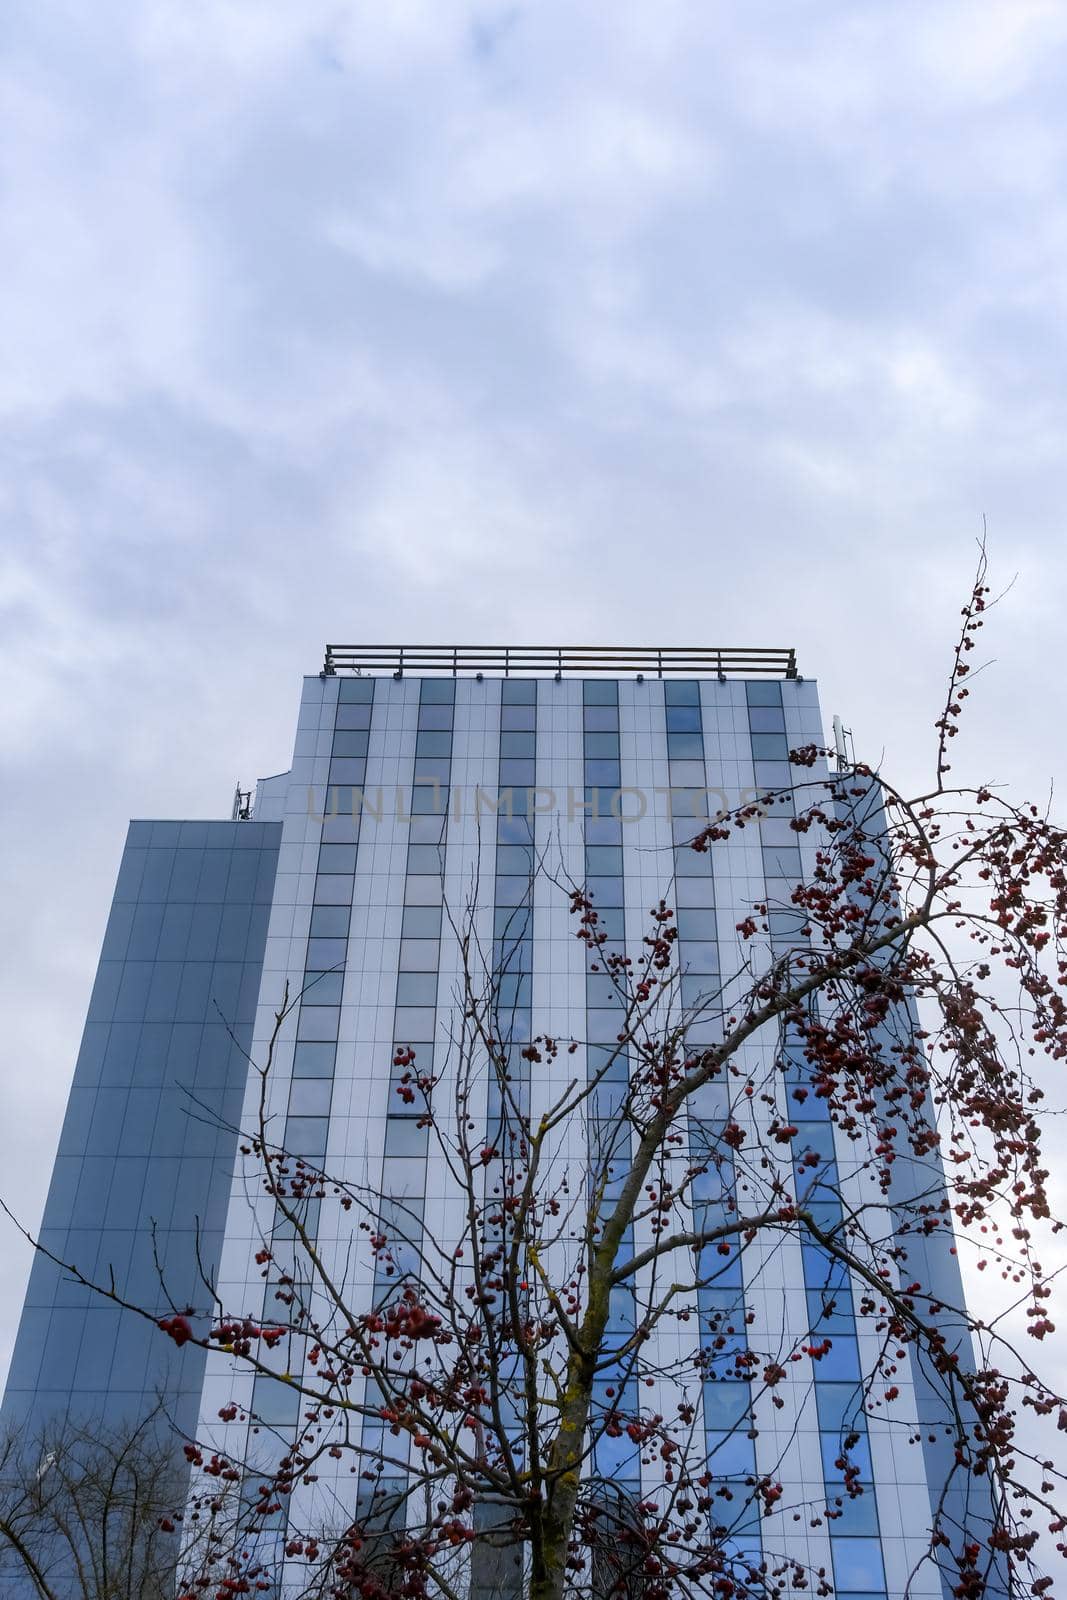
[670,680,762,1567]
[491,679,536,1139]
[582,679,641,1494]
[470,679,538,1600]
[359,678,454,1503]
[249,676,375,1575]
[747,681,888,1598]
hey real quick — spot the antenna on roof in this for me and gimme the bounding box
[832,715,855,771]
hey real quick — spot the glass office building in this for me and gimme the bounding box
[3,647,989,1600]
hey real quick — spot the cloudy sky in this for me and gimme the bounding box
[2,0,1067,1393]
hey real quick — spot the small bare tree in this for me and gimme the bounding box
[10,549,1067,1600]
[0,1409,204,1599]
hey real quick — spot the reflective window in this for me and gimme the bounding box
[385,1118,429,1157]
[396,972,437,1007]
[310,904,349,938]
[313,874,353,905]
[292,1042,336,1078]
[302,971,344,1004]
[499,758,536,786]
[830,1538,885,1593]
[296,1006,340,1041]
[500,705,536,731]
[417,703,453,730]
[745,681,782,707]
[288,1079,333,1117]
[408,814,446,845]
[419,679,456,703]
[415,730,452,757]
[585,845,623,876]
[398,939,440,971]
[406,843,446,875]
[338,677,374,703]
[496,844,534,875]
[584,759,621,787]
[664,680,700,706]
[334,702,372,730]
[748,705,786,733]
[401,905,442,939]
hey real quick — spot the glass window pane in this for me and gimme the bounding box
[745,681,783,706]
[584,731,620,759]
[497,813,534,844]
[667,731,704,759]
[310,904,349,938]
[417,703,453,730]
[297,1006,340,1041]
[339,677,374,704]
[830,1538,885,1594]
[765,844,803,878]
[415,730,452,757]
[407,843,445,875]
[582,705,617,732]
[285,1116,329,1159]
[664,680,700,706]
[584,814,622,845]
[329,758,367,785]
[496,845,534,875]
[419,679,456,703]
[681,938,719,973]
[404,875,443,906]
[401,906,442,939]
[413,756,451,784]
[305,937,347,969]
[385,1118,429,1157]
[501,678,536,704]
[751,732,790,761]
[585,845,623,876]
[583,680,618,705]
[314,874,353,905]
[665,706,701,732]
[749,705,786,733]
[302,970,343,1004]
[289,1078,333,1116]
[293,1042,336,1077]
[677,908,718,940]
[496,875,533,907]
[500,705,536,730]
[586,876,624,907]
[393,1007,436,1042]
[399,939,439,971]
[396,972,437,1006]
[332,730,369,758]
[500,731,536,758]
[319,844,361,870]
[335,702,372,730]
[410,784,446,815]
[499,758,536,786]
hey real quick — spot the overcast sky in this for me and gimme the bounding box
[2,0,1067,1395]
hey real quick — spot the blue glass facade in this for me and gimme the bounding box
[2,819,281,1443]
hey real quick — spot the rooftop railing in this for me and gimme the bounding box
[322,645,798,680]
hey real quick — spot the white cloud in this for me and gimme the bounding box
[2,15,1067,1560]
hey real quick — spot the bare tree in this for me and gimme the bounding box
[11,550,1067,1600]
[0,1409,213,1599]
